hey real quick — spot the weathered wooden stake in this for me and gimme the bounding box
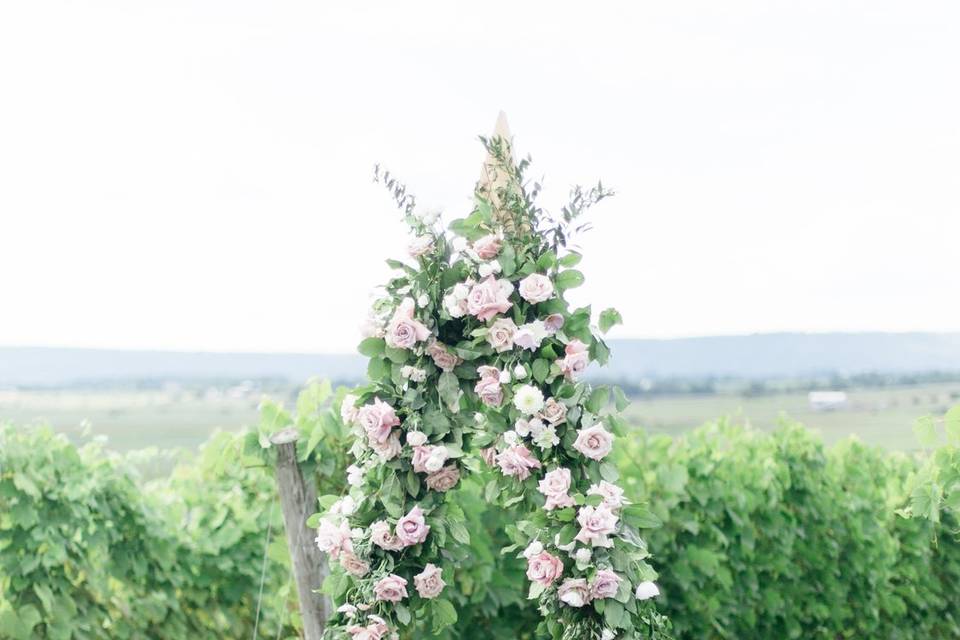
[271,427,331,639]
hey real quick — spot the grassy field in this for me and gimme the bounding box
[626,382,960,451]
[3,382,960,455]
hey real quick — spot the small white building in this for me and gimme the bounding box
[808,391,848,412]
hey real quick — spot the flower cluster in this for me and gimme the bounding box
[310,133,667,639]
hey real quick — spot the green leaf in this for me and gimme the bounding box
[623,505,663,529]
[532,358,550,383]
[438,372,461,412]
[599,308,623,333]
[613,386,630,412]
[558,251,582,267]
[945,405,960,444]
[555,269,585,290]
[357,337,386,357]
[449,520,471,545]
[914,415,938,448]
[432,598,459,631]
[586,387,610,414]
[395,603,411,625]
[599,461,620,482]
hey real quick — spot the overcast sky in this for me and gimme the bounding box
[1,1,958,353]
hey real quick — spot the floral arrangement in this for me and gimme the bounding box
[312,125,670,639]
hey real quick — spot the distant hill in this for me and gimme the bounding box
[1,332,959,387]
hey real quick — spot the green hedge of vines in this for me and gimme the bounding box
[3,392,960,639]
[620,419,960,640]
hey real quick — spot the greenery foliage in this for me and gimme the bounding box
[621,419,960,640]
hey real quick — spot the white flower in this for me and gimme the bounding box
[635,581,660,600]
[424,445,448,473]
[443,283,471,318]
[330,496,357,516]
[346,464,364,487]
[602,630,616,640]
[532,424,559,450]
[513,320,550,350]
[503,430,520,446]
[415,208,440,225]
[523,540,544,559]
[499,369,512,384]
[513,364,528,379]
[575,548,592,565]
[406,431,428,447]
[337,604,358,618]
[528,418,546,438]
[513,385,545,415]
[417,294,430,308]
[514,419,532,438]
[478,260,502,278]
[400,366,427,382]
[474,412,486,424]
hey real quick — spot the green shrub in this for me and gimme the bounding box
[618,419,960,640]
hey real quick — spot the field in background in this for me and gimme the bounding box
[627,382,960,451]
[4,382,960,454]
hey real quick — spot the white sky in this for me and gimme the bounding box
[1,1,958,353]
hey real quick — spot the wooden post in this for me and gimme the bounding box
[271,427,331,639]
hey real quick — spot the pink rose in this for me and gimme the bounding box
[573,424,614,461]
[474,366,503,407]
[538,468,576,511]
[427,341,462,372]
[466,277,513,322]
[473,234,502,259]
[425,465,461,492]
[544,313,565,333]
[347,623,388,640]
[385,298,431,349]
[413,563,446,599]
[559,339,590,379]
[370,432,402,461]
[558,578,592,607]
[539,397,567,426]
[369,520,405,552]
[339,552,370,577]
[496,445,542,481]
[526,551,564,587]
[356,398,401,444]
[315,518,353,559]
[395,505,430,546]
[486,318,517,352]
[590,569,622,600]
[575,504,619,548]
[373,574,408,602]
[518,273,554,304]
[587,481,627,510]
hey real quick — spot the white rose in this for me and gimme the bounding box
[424,445,448,473]
[503,430,520,446]
[523,540,544,559]
[513,364,528,379]
[478,260,502,278]
[575,548,592,565]
[406,431,428,447]
[635,581,660,600]
[346,464,364,487]
[417,294,430,307]
[518,273,554,304]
